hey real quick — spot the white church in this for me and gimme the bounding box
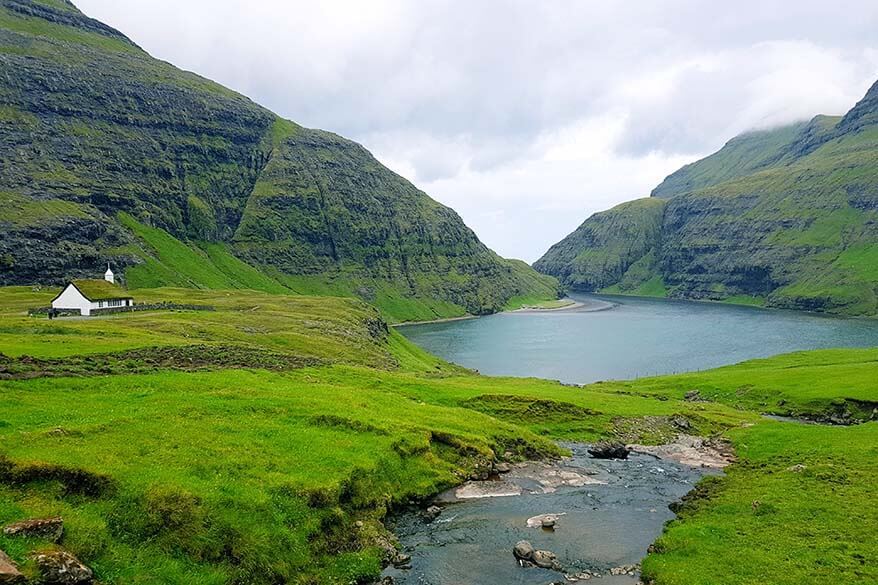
[51,265,134,316]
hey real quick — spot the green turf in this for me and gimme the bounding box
[0,287,876,584]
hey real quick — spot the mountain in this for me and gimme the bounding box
[535,80,878,314]
[0,0,557,321]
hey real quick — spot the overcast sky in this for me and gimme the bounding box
[76,1,878,262]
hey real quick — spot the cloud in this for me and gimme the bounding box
[75,0,878,261]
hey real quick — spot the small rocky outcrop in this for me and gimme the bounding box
[512,540,562,571]
[513,540,535,562]
[493,462,512,474]
[531,549,560,570]
[0,550,24,584]
[587,442,630,460]
[31,550,93,584]
[609,564,639,576]
[3,517,64,542]
[684,390,705,402]
[375,534,411,569]
[422,505,442,523]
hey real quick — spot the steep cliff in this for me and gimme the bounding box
[0,0,557,320]
[536,80,878,314]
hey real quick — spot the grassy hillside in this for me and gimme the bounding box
[536,81,878,315]
[1,287,877,584]
[0,0,557,321]
[533,198,667,293]
[651,115,840,199]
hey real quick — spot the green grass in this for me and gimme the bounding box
[643,421,878,584]
[117,213,554,324]
[722,294,766,307]
[0,287,409,368]
[119,213,290,293]
[0,192,89,227]
[0,7,138,55]
[608,348,878,421]
[0,287,877,584]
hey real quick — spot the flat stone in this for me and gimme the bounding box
[526,513,566,528]
[0,550,24,584]
[3,516,63,542]
[455,481,522,499]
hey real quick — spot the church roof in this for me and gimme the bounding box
[66,280,132,301]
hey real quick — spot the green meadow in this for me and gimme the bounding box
[0,287,876,584]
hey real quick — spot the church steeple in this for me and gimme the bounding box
[104,263,114,284]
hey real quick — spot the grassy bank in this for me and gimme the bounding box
[0,287,876,583]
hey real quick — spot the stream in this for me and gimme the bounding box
[382,443,721,584]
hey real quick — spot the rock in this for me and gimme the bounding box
[374,531,410,569]
[684,390,704,402]
[380,577,395,585]
[513,540,535,562]
[671,415,691,430]
[532,549,560,570]
[526,513,565,528]
[788,464,807,473]
[422,505,442,522]
[494,462,512,474]
[0,550,24,584]
[587,442,630,460]
[3,517,63,542]
[31,550,93,584]
[608,564,639,576]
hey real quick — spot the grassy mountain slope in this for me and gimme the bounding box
[0,0,557,321]
[533,198,667,294]
[650,116,840,199]
[536,80,878,314]
[1,287,876,584]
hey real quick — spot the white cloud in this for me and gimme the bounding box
[75,0,878,261]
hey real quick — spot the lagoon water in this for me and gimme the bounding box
[400,294,878,383]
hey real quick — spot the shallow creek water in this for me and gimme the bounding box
[383,444,718,585]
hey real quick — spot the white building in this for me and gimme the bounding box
[51,270,133,316]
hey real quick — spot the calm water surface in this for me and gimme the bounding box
[400,294,878,383]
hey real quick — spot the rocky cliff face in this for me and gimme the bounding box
[0,0,557,318]
[536,80,878,315]
[533,199,666,292]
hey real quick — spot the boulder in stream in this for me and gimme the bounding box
[532,549,561,570]
[587,442,630,460]
[513,540,534,562]
[422,505,442,523]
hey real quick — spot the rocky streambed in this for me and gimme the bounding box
[382,438,731,585]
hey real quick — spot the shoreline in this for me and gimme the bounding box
[393,297,618,327]
[392,314,478,327]
[508,297,617,314]
[507,299,584,313]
